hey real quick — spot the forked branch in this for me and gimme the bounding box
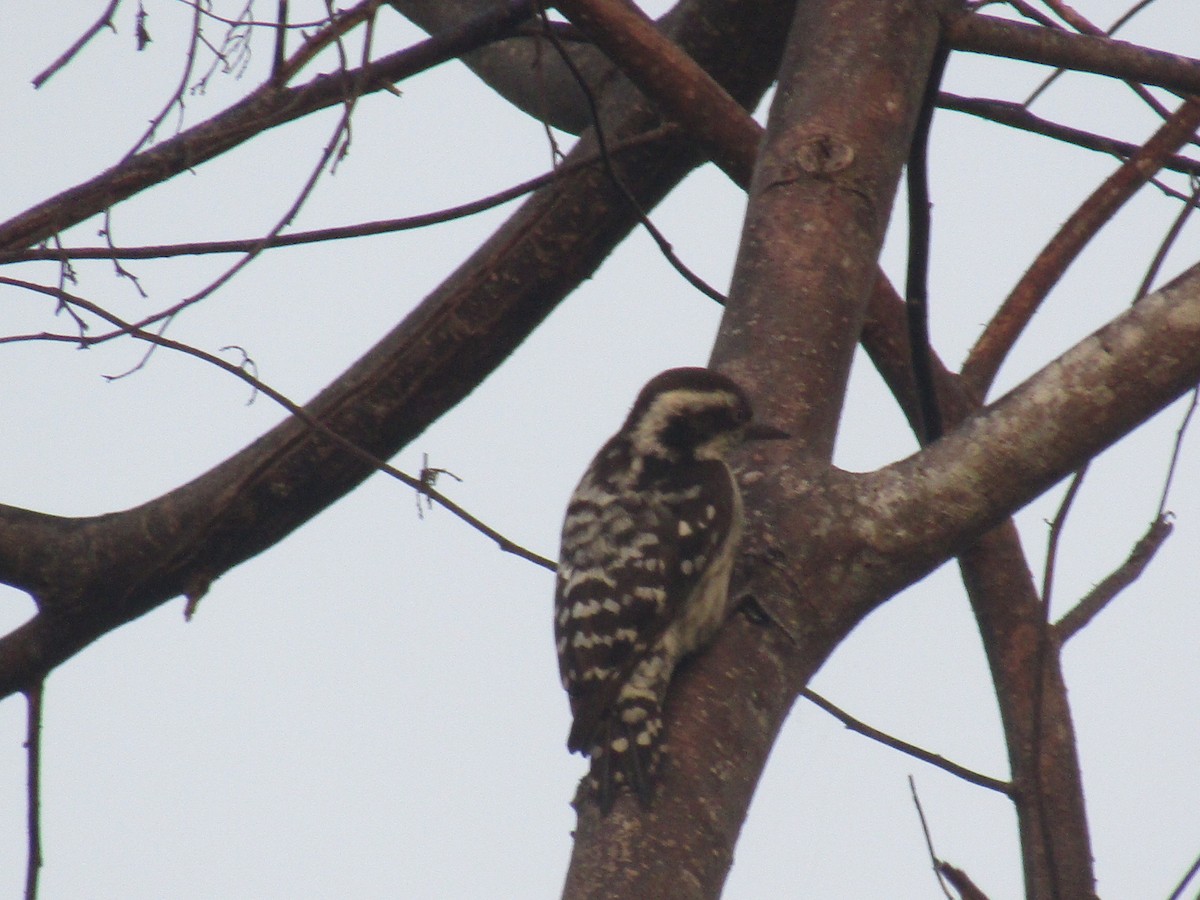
[961,97,1200,396]
[0,0,537,252]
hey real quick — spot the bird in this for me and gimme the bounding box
[553,366,787,812]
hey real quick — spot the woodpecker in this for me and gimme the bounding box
[554,366,787,812]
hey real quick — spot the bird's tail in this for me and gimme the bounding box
[586,694,664,813]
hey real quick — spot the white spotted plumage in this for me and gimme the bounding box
[553,367,785,812]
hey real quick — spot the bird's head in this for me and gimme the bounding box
[623,367,788,462]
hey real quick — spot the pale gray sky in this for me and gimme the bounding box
[1,2,1198,897]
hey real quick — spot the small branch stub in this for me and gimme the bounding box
[795,133,856,175]
[762,131,856,190]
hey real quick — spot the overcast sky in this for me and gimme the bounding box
[2,2,1199,897]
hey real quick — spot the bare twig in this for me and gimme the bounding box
[0,127,673,265]
[23,683,43,900]
[906,39,950,443]
[0,277,557,573]
[939,93,1200,178]
[99,210,148,298]
[1054,515,1174,641]
[121,0,205,161]
[1135,177,1200,302]
[802,689,1010,794]
[273,0,381,84]
[534,4,727,304]
[0,0,538,252]
[31,0,121,89]
[49,236,87,338]
[178,0,334,30]
[191,0,255,92]
[107,52,371,378]
[995,0,1062,30]
[908,776,955,900]
[1106,0,1165,36]
[1041,465,1088,615]
[1024,0,1182,126]
[1035,0,1093,33]
[1167,845,1200,900]
[1157,388,1199,517]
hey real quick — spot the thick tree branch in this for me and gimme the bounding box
[553,0,761,187]
[865,262,1200,569]
[729,204,1200,900]
[389,0,607,134]
[715,0,948,454]
[946,10,1200,96]
[957,528,1092,898]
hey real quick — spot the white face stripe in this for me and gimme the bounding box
[629,388,741,457]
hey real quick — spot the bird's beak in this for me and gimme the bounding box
[745,422,790,441]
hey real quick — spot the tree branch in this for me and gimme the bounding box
[0,276,558,573]
[31,0,120,89]
[909,775,957,900]
[0,128,673,264]
[862,274,1097,898]
[389,0,608,134]
[830,240,1200,900]
[1054,514,1174,641]
[939,862,992,900]
[803,688,1009,794]
[0,0,539,252]
[946,10,1200,96]
[867,261,1200,570]
[553,0,761,187]
[23,684,43,900]
[939,92,1200,177]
